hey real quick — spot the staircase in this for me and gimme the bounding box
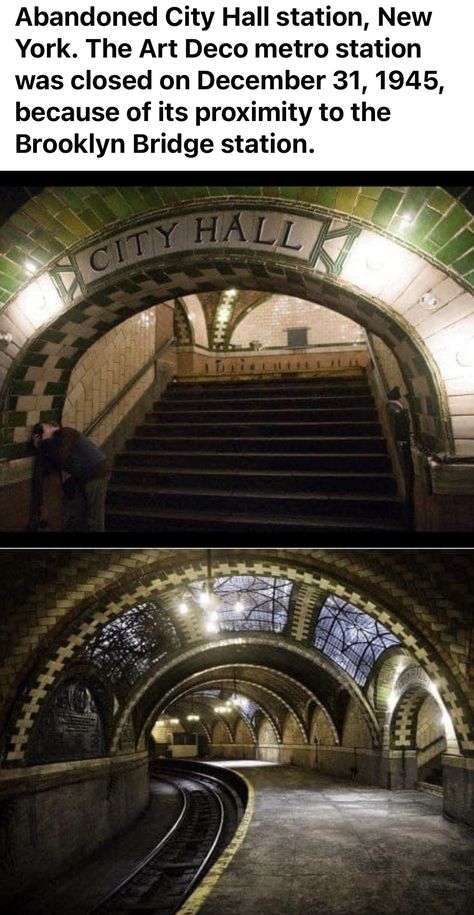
[106,374,407,533]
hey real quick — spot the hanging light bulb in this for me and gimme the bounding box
[200,588,212,609]
[178,599,189,615]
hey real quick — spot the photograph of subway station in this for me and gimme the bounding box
[0,183,473,533]
[1,548,474,913]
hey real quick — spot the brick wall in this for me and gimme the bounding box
[342,698,373,749]
[230,296,365,348]
[310,707,337,746]
[63,307,158,446]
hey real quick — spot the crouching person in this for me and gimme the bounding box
[31,422,111,531]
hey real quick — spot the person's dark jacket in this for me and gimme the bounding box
[32,428,110,516]
[41,428,110,481]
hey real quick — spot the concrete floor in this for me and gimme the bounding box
[198,764,474,915]
[11,763,474,915]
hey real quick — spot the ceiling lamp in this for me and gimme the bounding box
[186,695,200,722]
[420,292,439,310]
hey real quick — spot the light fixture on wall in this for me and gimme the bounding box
[420,293,439,310]
[186,695,200,722]
[0,332,13,347]
[214,679,234,714]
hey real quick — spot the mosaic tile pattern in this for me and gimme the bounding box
[390,686,429,749]
[2,550,473,763]
[0,255,450,457]
[0,187,472,312]
[0,189,473,458]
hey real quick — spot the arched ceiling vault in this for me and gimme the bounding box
[146,665,329,746]
[1,550,474,763]
[0,187,473,457]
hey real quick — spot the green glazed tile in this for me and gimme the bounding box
[101,193,133,219]
[372,189,403,227]
[436,229,474,265]
[361,187,383,199]
[427,188,453,214]
[335,187,359,213]
[452,250,474,275]
[6,411,27,427]
[354,197,377,220]
[316,187,338,208]
[429,205,470,246]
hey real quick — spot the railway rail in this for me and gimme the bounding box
[90,762,244,915]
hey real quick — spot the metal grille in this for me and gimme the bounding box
[187,575,291,632]
[314,594,400,685]
[80,600,181,686]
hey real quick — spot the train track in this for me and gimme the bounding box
[90,765,243,915]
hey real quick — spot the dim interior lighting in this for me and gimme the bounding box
[234,596,244,613]
[169,718,179,725]
[420,292,439,310]
[24,259,38,275]
[176,550,221,634]
[186,695,200,722]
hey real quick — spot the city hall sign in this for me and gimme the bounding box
[64,208,361,292]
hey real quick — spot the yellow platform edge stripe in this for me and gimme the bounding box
[175,771,256,915]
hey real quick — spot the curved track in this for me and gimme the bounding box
[91,765,243,915]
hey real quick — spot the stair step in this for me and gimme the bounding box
[135,421,382,436]
[115,451,393,472]
[147,407,379,423]
[111,467,397,495]
[108,484,402,520]
[156,394,375,410]
[107,371,407,532]
[125,435,389,454]
[106,505,405,533]
[166,381,370,398]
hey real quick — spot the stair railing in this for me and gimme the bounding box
[84,336,175,438]
[365,331,415,528]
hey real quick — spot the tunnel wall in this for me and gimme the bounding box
[0,752,149,904]
[442,756,474,827]
[317,746,384,785]
[210,743,256,760]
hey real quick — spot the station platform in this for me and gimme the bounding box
[10,762,474,915]
[191,762,474,915]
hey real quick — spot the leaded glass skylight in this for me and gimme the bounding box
[187,575,291,632]
[80,600,181,686]
[314,594,399,685]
